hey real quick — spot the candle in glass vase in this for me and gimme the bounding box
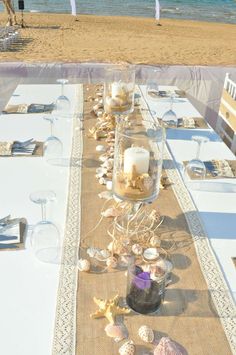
[124,147,150,175]
[111,82,125,98]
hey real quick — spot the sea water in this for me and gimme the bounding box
[1,0,236,24]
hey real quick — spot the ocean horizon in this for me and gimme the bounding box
[1,0,236,24]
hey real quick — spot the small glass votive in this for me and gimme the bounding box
[112,119,164,203]
[126,256,167,314]
[104,64,136,115]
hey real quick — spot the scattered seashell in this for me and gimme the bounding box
[150,235,161,248]
[93,103,103,111]
[138,325,154,343]
[97,110,103,117]
[77,258,90,272]
[132,243,143,256]
[119,340,135,355]
[106,172,113,179]
[153,337,188,355]
[96,145,106,152]
[143,248,159,261]
[98,190,113,200]
[99,154,108,162]
[96,167,107,178]
[106,256,118,268]
[102,158,114,170]
[94,130,107,140]
[96,92,103,97]
[101,206,121,218]
[106,180,113,190]
[95,249,109,261]
[104,324,125,342]
[87,247,100,258]
[99,177,108,185]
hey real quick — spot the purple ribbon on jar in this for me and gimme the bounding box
[133,271,151,289]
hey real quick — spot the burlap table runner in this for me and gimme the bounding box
[75,85,235,355]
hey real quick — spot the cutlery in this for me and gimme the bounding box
[0,243,18,249]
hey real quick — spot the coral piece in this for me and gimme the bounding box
[90,295,130,324]
[104,323,126,342]
[119,340,135,355]
[77,259,90,272]
[138,325,154,343]
[154,337,188,355]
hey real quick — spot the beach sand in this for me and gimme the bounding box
[0,13,236,65]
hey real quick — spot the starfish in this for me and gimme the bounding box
[90,295,130,324]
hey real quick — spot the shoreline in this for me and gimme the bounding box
[0,13,236,65]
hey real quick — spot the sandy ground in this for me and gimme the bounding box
[0,12,236,65]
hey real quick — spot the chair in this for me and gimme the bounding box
[216,73,236,155]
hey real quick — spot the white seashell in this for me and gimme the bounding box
[132,243,143,256]
[96,110,103,117]
[119,340,135,355]
[99,177,108,185]
[102,159,114,170]
[138,325,154,343]
[98,190,113,200]
[96,92,103,97]
[96,249,110,261]
[101,207,121,218]
[106,256,118,268]
[93,103,103,111]
[150,235,161,248]
[143,248,159,261]
[99,154,108,162]
[104,324,125,342]
[106,180,113,191]
[96,145,106,152]
[77,258,90,272]
[96,167,108,177]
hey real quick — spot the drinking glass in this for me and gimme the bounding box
[43,116,63,159]
[161,93,178,128]
[126,256,166,314]
[184,135,210,180]
[55,79,71,115]
[30,190,60,263]
[104,64,135,117]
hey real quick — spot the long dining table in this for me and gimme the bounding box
[0,82,235,355]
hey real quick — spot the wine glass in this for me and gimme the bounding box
[161,93,178,128]
[146,82,159,100]
[43,116,63,159]
[55,79,71,115]
[184,135,210,180]
[30,190,60,263]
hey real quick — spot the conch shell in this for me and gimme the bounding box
[154,337,188,355]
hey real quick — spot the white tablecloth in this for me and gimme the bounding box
[0,84,78,355]
[140,85,236,304]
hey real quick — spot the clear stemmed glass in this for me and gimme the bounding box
[184,135,210,180]
[30,190,60,263]
[161,93,178,128]
[43,116,63,159]
[55,79,71,115]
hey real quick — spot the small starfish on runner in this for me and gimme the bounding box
[90,295,130,324]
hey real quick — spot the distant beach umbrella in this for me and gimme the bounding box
[70,0,77,16]
[155,0,160,21]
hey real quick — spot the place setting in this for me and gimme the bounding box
[0,138,44,157]
[0,215,27,251]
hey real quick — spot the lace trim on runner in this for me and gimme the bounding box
[138,85,236,354]
[52,84,83,355]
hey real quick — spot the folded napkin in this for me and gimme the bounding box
[3,103,55,114]
[0,139,36,156]
[0,216,26,250]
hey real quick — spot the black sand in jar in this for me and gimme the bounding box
[126,266,165,314]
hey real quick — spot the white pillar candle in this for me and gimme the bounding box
[111,82,125,98]
[124,147,150,174]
